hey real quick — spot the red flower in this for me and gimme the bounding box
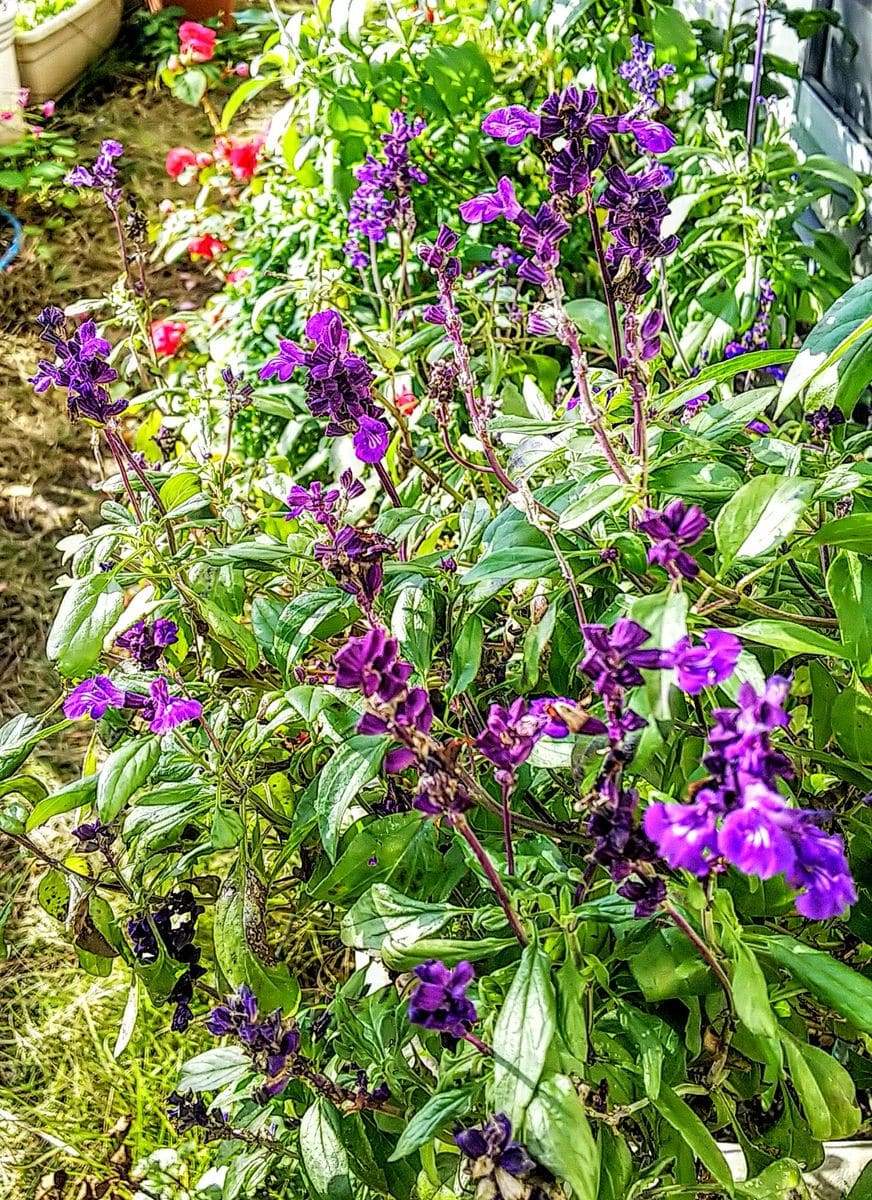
[225,267,252,284]
[165,146,197,179]
[187,234,227,261]
[151,319,187,357]
[215,135,264,182]
[178,21,217,63]
[396,389,418,416]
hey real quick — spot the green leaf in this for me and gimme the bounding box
[564,299,613,352]
[47,574,125,677]
[97,737,161,823]
[809,514,872,554]
[652,3,697,64]
[177,1046,250,1092]
[652,1084,734,1190]
[381,936,516,971]
[340,884,456,952]
[751,933,872,1033]
[732,942,779,1039]
[628,590,688,722]
[389,1088,474,1160]
[273,590,349,678]
[559,482,629,530]
[300,1099,354,1200]
[197,597,260,671]
[26,773,98,831]
[831,686,872,763]
[524,1074,600,1200]
[213,869,300,1015]
[447,614,484,698]
[781,1032,860,1140]
[648,461,744,501]
[38,869,70,922]
[827,552,872,673]
[422,44,492,117]
[736,1159,805,1200]
[0,714,43,782]
[492,944,556,1127]
[778,277,872,416]
[171,67,208,106]
[616,1004,665,1098]
[391,584,435,676]
[462,547,559,587]
[730,619,849,659]
[315,737,387,860]
[714,475,814,565]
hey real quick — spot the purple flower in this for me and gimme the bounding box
[344,110,427,265]
[717,781,797,878]
[455,1114,537,1178]
[66,139,123,205]
[418,224,461,276]
[722,279,787,382]
[476,698,545,784]
[618,35,676,114]
[788,824,857,919]
[115,618,178,670]
[352,413,390,462]
[528,697,607,739]
[30,310,124,425]
[143,677,202,734]
[638,499,709,581]
[128,889,204,1031]
[334,628,412,702]
[459,177,521,225]
[407,960,477,1040]
[260,310,390,465]
[315,525,395,600]
[286,480,340,523]
[643,792,721,876]
[579,618,662,700]
[617,114,676,154]
[807,405,845,442]
[600,164,679,305]
[64,675,127,719]
[207,984,300,1096]
[666,630,742,694]
[481,105,541,145]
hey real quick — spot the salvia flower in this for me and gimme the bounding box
[344,110,427,267]
[65,139,123,206]
[314,525,395,602]
[456,1115,549,1200]
[63,674,127,719]
[71,820,113,853]
[807,405,845,443]
[207,984,300,1097]
[599,164,679,305]
[407,959,477,1041]
[128,890,204,1031]
[586,770,665,917]
[115,618,178,670]
[644,676,856,917]
[619,36,676,114]
[579,619,662,701]
[723,278,786,380]
[665,630,742,694]
[260,310,390,464]
[638,499,709,580]
[30,309,123,424]
[476,698,547,784]
[142,677,202,734]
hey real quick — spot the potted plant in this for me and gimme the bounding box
[14,0,123,103]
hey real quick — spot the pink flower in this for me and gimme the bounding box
[178,20,217,63]
[165,146,197,179]
[214,135,263,181]
[225,267,252,284]
[195,151,214,168]
[395,389,418,416]
[234,62,250,77]
[151,319,187,357]
[0,113,13,122]
[41,99,55,117]
[187,233,227,261]
[17,88,30,108]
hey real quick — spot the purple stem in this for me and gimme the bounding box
[584,190,624,374]
[745,0,768,150]
[500,780,515,876]
[103,429,144,523]
[452,816,528,946]
[374,461,407,562]
[463,1031,493,1057]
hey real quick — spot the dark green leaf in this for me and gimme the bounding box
[827,552,872,673]
[447,614,484,698]
[492,944,556,1126]
[525,1074,600,1200]
[652,1084,734,1190]
[47,574,125,677]
[97,737,162,823]
[315,737,387,860]
[26,773,98,831]
[389,1088,474,1160]
[778,277,872,416]
[730,619,848,659]
[751,933,872,1033]
[781,1032,860,1140]
[300,1099,354,1200]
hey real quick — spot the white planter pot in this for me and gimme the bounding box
[14,0,123,103]
[0,2,24,144]
[720,1141,872,1199]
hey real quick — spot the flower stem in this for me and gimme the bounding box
[463,1031,493,1057]
[500,780,515,876]
[452,816,527,946]
[664,903,734,1008]
[584,190,623,374]
[746,0,768,151]
[103,429,144,522]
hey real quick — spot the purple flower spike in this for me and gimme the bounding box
[619,35,676,114]
[30,310,124,425]
[456,1114,537,1177]
[476,698,545,784]
[643,793,721,876]
[579,618,662,700]
[116,618,179,670]
[344,110,427,266]
[407,960,477,1040]
[481,105,541,145]
[666,630,742,694]
[64,675,127,719]
[144,677,202,734]
[459,177,521,225]
[352,413,390,463]
[638,499,709,581]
